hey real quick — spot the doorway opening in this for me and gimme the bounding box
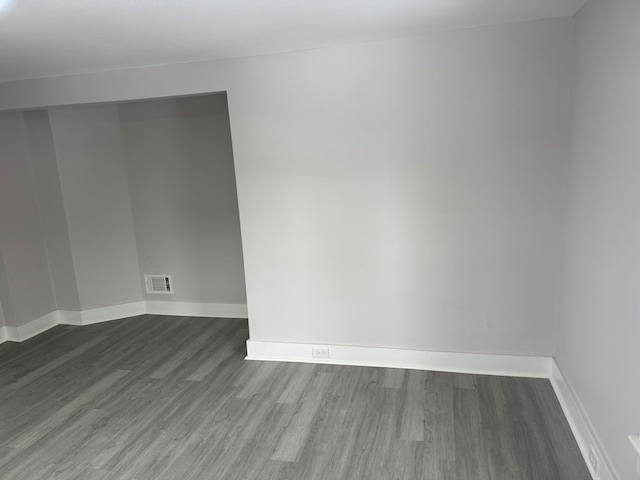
[0,92,247,330]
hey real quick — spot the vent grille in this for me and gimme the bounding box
[144,274,173,294]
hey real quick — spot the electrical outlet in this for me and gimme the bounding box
[588,444,599,477]
[311,347,330,359]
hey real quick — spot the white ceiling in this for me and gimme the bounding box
[0,0,588,83]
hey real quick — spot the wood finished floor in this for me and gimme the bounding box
[0,315,590,480]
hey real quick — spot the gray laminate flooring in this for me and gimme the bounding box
[0,315,590,479]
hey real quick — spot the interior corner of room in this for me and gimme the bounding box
[0,0,638,479]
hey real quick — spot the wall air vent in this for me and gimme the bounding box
[144,274,173,294]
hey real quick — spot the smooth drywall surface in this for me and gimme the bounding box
[230,18,573,354]
[0,252,14,326]
[557,0,640,478]
[0,112,57,326]
[0,60,232,111]
[0,259,6,327]
[49,105,143,310]
[23,110,81,311]
[0,17,572,356]
[119,94,246,304]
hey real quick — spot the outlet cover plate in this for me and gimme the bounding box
[311,347,330,359]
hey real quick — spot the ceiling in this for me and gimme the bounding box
[0,0,588,83]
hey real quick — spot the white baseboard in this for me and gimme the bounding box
[246,340,552,378]
[19,311,59,341]
[57,310,83,326]
[3,326,18,342]
[1,311,59,343]
[80,301,146,325]
[0,301,248,345]
[146,301,248,318]
[550,360,618,480]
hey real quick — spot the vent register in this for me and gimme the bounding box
[144,274,173,294]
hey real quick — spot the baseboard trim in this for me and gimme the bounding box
[146,301,248,318]
[3,326,17,342]
[0,301,248,345]
[245,340,552,378]
[1,311,59,343]
[57,310,83,326]
[80,301,146,325]
[550,360,618,480]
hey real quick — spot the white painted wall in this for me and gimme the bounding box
[0,112,58,326]
[119,94,246,304]
[49,105,143,310]
[0,60,232,111]
[557,0,640,478]
[0,17,573,354]
[230,18,573,354]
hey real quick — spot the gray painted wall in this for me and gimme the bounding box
[119,94,246,304]
[557,0,640,478]
[0,97,244,320]
[0,252,15,327]
[0,112,57,326]
[23,110,81,312]
[49,105,143,310]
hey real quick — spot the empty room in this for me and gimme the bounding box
[0,0,638,479]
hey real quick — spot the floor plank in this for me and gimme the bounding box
[0,315,590,479]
